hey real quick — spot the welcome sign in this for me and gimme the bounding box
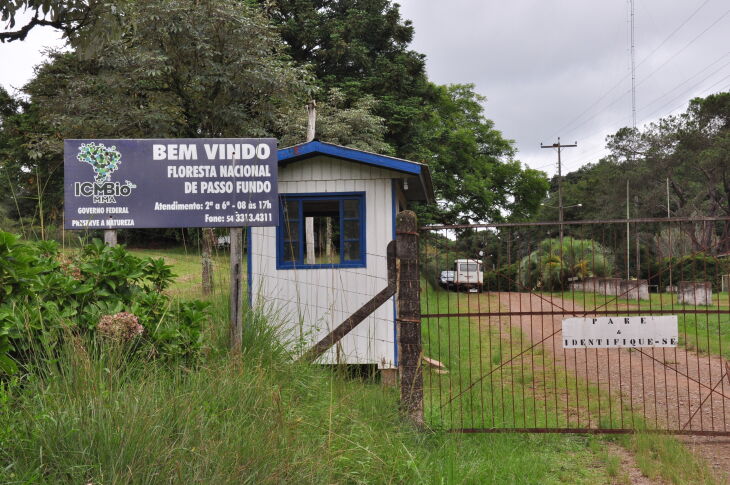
[64,138,278,229]
[562,316,678,349]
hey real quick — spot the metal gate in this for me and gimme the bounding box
[420,217,730,435]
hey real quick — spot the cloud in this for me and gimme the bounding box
[398,0,730,175]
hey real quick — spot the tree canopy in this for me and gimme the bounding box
[415,84,549,224]
[261,0,432,155]
[2,0,550,235]
[2,0,313,230]
[534,91,730,257]
[1,0,91,42]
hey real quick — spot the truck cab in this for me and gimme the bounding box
[453,259,483,292]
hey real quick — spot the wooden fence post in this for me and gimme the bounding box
[229,227,243,353]
[396,210,424,427]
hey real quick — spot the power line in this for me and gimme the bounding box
[634,0,712,71]
[564,77,730,171]
[554,54,730,155]
[638,52,729,113]
[639,73,730,122]
[567,76,729,170]
[635,7,730,89]
[549,1,725,138]
[639,59,730,117]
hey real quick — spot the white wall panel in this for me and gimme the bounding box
[250,156,403,367]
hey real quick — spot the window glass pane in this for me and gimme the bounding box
[283,241,298,262]
[284,200,299,221]
[460,263,478,272]
[343,199,359,219]
[303,200,340,265]
[344,241,360,261]
[344,220,360,240]
[283,221,299,243]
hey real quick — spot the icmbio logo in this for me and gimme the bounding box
[74,142,136,203]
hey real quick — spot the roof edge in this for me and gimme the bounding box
[278,140,435,203]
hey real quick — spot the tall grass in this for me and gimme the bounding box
[0,246,718,484]
[1,295,622,484]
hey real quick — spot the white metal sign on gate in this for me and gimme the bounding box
[562,316,678,348]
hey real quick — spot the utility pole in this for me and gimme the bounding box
[541,138,577,244]
[635,195,640,279]
[626,180,630,279]
[667,177,673,289]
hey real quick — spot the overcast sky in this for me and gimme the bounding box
[1,1,728,177]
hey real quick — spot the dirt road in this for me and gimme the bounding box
[496,291,730,481]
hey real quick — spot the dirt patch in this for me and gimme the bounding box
[681,436,730,484]
[496,292,730,431]
[604,442,662,485]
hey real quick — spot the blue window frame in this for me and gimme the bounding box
[277,192,366,269]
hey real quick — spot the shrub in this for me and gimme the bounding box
[517,237,614,291]
[0,231,208,374]
[653,254,730,291]
[484,262,519,292]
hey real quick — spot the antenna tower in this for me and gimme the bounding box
[630,0,637,129]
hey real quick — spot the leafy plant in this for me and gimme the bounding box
[654,254,730,291]
[517,237,614,291]
[0,231,209,374]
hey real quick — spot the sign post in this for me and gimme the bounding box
[64,138,279,350]
[229,227,244,352]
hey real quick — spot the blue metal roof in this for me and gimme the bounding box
[278,141,434,202]
[279,141,422,174]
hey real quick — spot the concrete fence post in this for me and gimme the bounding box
[396,210,424,427]
[103,229,117,247]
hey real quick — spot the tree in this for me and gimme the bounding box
[264,1,549,225]
[24,1,311,139]
[534,92,729,261]
[0,86,61,237]
[605,92,730,252]
[415,84,549,225]
[1,0,92,42]
[277,88,393,153]
[262,0,432,155]
[6,1,311,227]
[19,0,313,287]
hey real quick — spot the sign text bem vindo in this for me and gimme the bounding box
[562,316,678,348]
[64,138,278,229]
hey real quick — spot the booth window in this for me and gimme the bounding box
[277,193,365,269]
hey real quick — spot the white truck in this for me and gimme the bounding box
[453,259,483,292]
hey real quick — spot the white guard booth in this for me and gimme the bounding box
[248,141,434,369]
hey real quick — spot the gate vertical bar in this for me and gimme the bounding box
[397,211,423,427]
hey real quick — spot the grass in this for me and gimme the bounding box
[127,247,233,299]
[1,301,616,485]
[0,247,721,484]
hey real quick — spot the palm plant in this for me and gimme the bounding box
[518,237,614,291]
